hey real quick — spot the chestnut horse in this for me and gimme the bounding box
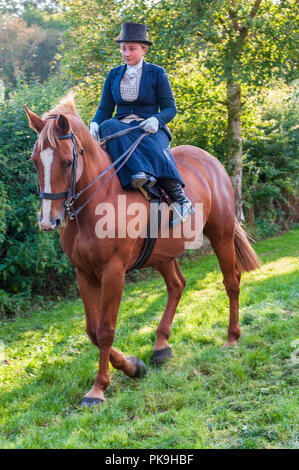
[25,95,260,408]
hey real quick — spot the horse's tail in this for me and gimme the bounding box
[234,219,261,273]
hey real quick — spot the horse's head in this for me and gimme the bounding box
[24,105,84,231]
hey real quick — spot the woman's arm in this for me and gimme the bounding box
[152,67,177,128]
[91,70,116,125]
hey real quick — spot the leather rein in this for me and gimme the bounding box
[39,117,148,220]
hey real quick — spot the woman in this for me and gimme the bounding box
[90,22,194,226]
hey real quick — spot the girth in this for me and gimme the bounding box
[127,184,169,272]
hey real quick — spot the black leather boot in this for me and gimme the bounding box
[158,178,194,226]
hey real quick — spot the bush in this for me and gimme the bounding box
[242,81,299,236]
[0,77,76,315]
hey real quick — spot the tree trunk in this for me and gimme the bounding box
[226,80,244,221]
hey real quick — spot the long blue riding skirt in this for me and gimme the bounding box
[99,118,184,190]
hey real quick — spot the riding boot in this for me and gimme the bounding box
[158,178,195,227]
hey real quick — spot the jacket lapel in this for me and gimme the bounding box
[137,61,152,103]
[114,64,127,103]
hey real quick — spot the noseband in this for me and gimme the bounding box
[38,116,148,220]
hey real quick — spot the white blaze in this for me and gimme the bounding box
[40,148,54,223]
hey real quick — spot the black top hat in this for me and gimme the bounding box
[115,22,152,46]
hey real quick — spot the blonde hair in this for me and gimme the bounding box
[120,41,149,51]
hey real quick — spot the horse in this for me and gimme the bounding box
[24,94,260,408]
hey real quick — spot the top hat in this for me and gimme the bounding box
[115,22,152,46]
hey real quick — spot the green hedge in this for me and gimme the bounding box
[0,77,76,315]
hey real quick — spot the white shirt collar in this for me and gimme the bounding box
[127,58,144,72]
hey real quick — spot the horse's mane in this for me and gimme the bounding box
[38,92,81,150]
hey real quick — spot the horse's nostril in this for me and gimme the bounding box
[56,218,62,228]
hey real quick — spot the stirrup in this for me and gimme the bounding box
[138,186,151,200]
[170,202,195,227]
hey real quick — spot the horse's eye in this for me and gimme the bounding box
[64,160,73,169]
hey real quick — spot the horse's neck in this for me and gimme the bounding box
[78,130,111,186]
[75,128,116,203]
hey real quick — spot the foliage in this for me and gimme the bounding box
[139,0,298,83]
[0,12,62,94]
[169,66,299,238]
[0,0,60,15]
[0,76,75,314]
[0,229,298,448]
[58,0,123,85]
[166,63,298,237]
[242,80,299,236]
[58,0,298,221]
[169,59,227,157]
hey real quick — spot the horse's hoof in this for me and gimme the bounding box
[152,346,173,365]
[127,356,147,378]
[79,397,105,409]
[223,340,238,348]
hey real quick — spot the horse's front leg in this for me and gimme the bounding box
[78,259,124,406]
[79,258,144,408]
[76,269,102,348]
[77,266,145,409]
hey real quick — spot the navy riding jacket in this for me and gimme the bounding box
[91,61,177,141]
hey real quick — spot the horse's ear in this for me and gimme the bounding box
[56,114,70,134]
[24,105,43,133]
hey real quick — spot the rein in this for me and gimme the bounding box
[39,118,148,220]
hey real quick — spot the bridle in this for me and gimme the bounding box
[38,116,148,220]
[39,119,82,219]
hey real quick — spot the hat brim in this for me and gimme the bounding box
[115,38,152,46]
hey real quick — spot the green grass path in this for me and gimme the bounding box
[0,229,298,448]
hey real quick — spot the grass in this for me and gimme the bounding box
[0,228,298,449]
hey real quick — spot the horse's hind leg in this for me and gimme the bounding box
[206,231,241,346]
[153,259,186,362]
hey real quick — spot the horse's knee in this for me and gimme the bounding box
[97,326,115,348]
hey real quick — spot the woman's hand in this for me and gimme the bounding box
[140,117,159,134]
[90,122,99,140]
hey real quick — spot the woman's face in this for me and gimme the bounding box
[120,42,147,66]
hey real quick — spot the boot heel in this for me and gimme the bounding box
[147,176,157,188]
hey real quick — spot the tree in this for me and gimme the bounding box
[0,0,60,15]
[140,0,298,220]
[59,0,297,220]
[0,13,62,95]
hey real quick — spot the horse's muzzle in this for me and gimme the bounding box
[39,215,63,231]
